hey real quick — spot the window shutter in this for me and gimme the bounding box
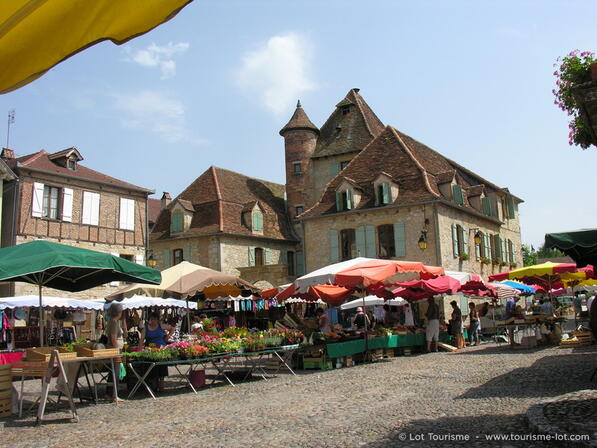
[451,223,459,258]
[248,246,255,266]
[32,182,44,217]
[460,295,468,312]
[330,162,340,177]
[296,251,305,276]
[494,235,502,261]
[488,234,494,261]
[62,188,73,222]
[119,198,127,229]
[135,254,144,265]
[346,190,353,210]
[501,238,507,263]
[90,193,100,226]
[182,247,190,262]
[82,192,93,224]
[265,248,271,265]
[335,192,342,212]
[355,226,366,257]
[393,222,406,257]
[511,242,517,264]
[128,199,135,230]
[365,225,377,258]
[110,252,120,286]
[507,197,515,219]
[329,229,339,263]
[163,249,170,268]
[461,226,469,256]
[452,185,464,205]
[382,183,390,204]
[482,197,491,216]
[482,233,489,258]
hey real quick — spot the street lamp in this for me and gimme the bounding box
[474,230,482,245]
[418,230,428,250]
[147,253,157,268]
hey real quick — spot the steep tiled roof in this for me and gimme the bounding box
[302,125,520,219]
[311,88,384,159]
[279,101,319,136]
[151,166,296,242]
[10,149,152,193]
[147,198,162,226]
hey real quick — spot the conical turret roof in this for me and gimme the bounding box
[279,100,320,136]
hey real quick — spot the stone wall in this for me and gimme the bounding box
[283,129,317,215]
[219,235,297,277]
[302,204,439,273]
[311,154,358,207]
[11,235,145,300]
[149,235,217,271]
[237,264,293,289]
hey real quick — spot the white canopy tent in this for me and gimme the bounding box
[340,296,407,310]
[0,295,104,311]
[95,295,198,310]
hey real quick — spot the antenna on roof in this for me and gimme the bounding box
[6,109,15,148]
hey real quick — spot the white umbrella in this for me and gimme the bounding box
[340,295,406,310]
[0,295,104,310]
[96,295,197,310]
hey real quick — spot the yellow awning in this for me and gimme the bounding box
[0,0,193,94]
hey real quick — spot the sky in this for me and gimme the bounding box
[1,0,595,248]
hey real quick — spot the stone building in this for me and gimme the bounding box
[0,147,153,298]
[149,166,298,288]
[282,90,524,276]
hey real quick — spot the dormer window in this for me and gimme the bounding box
[376,183,391,205]
[171,210,184,233]
[252,209,263,232]
[452,184,464,205]
[340,160,350,170]
[336,189,353,211]
[341,105,351,115]
[67,158,76,170]
[373,174,398,206]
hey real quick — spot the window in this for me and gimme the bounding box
[82,191,100,226]
[171,211,184,233]
[452,185,464,205]
[506,197,516,219]
[451,224,469,258]
[295,206,303,216]
[172,249,184,266]
[292,162,302,173]
[336,190,353,211]
[341,105,351,115]
[42,186,60,219]
[254,247,264,266]
[376,183,391,206]
[340,160,350,170]
[340,229,356,261]
[67,159,76,170]
[252,210,263,232]
[377,224,395,258]
[119,198,135,231]
[482,197,492,216]
[287,251,295,276]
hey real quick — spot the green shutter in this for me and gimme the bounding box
[461,225,469,256]
[482,233,489,258]
[511,242,516,264]
[183,247,190,261]
[330,162,340,177]
[355,226,366,257]
[382,183,390,205]
[482,197,491,216]
[507,197,515,219]
[172,212,183,232]
[488,234,495,261]
[335,192,342,211]
[451,224,459,258]
[494,235,502,261]
[248,246,255,266]
[460,295,468,312]
[329,229,339,263]
[162,249,170,268]
[346,190,353,210]
[365,225,377,258]
[265,248,271,265]
[452,185,464,205]
[252,212,263,231]
[393,222,406,257]
[296,251,305,276]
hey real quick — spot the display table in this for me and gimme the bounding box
[325,334,427,358]
[0,351,24,365]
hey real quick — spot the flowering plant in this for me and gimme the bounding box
[552,50,596,148]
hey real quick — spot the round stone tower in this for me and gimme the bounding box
[279,100,319,220]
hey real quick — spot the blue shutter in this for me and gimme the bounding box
[355,226,366,257]
[265,248,271,265]
[482,197,491,216]
[329,230,339,263]
[381,183,390,205]
[461,226,469,256]
[507,197,515,219]
[452,185,464,205]
[296,251,305,276]
[460,295,468,313]
[393,222,406,257]
[335,192,342,211]
[330,162,340,177]
[346,190,353,210]
[451,224,459,258]
[248,246,255,266]
[365,225,377,258]
[162,249,170,268]
[183,247,190,262]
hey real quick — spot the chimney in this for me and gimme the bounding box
[161,192,171,209]
[1,148,14,160]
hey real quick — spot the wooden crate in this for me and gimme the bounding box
[26,347,77,362]
[0,364,12,418]
[75,343,120,358]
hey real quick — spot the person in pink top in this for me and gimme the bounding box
[316,308,331,332]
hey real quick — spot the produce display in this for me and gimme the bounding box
[122,327,304,362]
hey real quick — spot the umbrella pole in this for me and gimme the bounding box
[38,283,44,347]
[363,295,369,361]
[186,298,191,335]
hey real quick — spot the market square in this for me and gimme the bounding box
[0,1,596,447]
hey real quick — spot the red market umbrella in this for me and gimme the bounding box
[307,285,354,307]
[392,276,461,301]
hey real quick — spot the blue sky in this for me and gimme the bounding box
[1,0,595,248]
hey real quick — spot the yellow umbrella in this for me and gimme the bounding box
[0,0,193,94]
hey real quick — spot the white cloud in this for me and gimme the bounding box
[125,42,189,79]
[236,32,316,116]
[112,90,205,145]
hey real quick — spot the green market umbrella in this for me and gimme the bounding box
[545,229,597,268]
[0,240,161,346]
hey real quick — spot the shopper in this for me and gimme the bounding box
[425,297,440,352]
[468,302,481,346]
[226,311,237,328]
[353,307,370,330]
[539,299,554,316]
[316,308,331,332]
[105,302,125,402]
[450,300,464,348]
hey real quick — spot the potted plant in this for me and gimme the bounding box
[458,253,469,261]
[553,50,597,149]
[509,263,518,269]
[480,257,491,265]
[499,261,508,267]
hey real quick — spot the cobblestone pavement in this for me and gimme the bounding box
[1,343,596,448]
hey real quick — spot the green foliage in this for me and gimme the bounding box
[522,244,565,266]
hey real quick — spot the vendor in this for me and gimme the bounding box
[353,307,370,330]
[425,297,439,352]
[141,311,174,347]
[449,300,464,349]
[226,311,236,328]
[316,308,331,332]
[539,299,554,316]
[191,313,208,332]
